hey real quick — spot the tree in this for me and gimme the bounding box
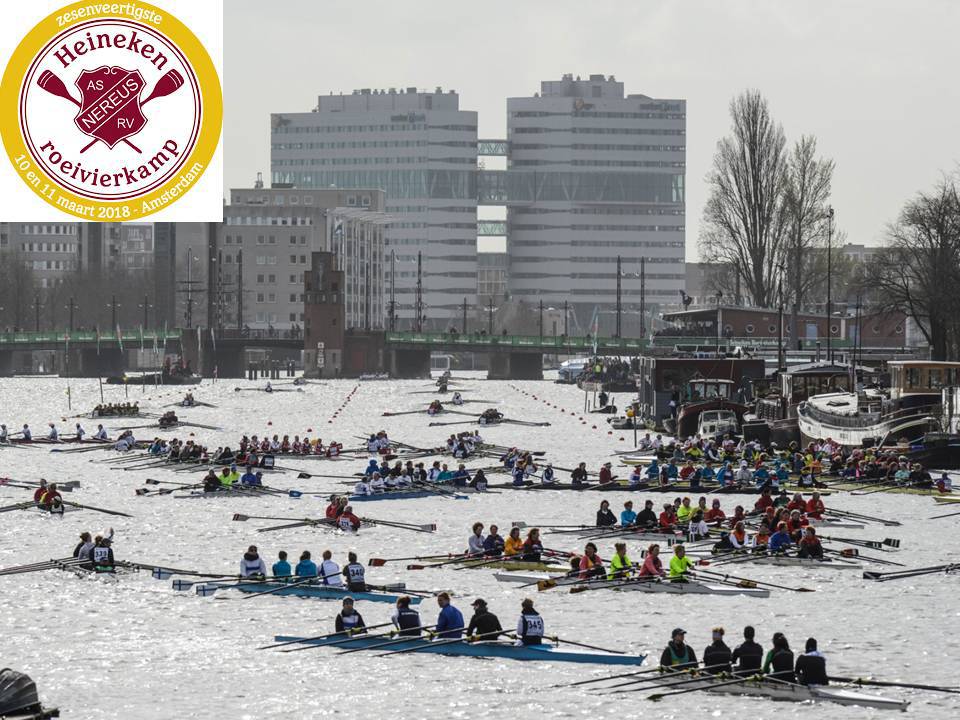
[700,90,790,308]
[0,249,37,331]
[867,176,960,360]
[782,136,834,346]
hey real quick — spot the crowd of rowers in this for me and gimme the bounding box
[92,402,140,417]
[353,458,488,495]
[633,433,951,491]
[70,528,116,572]
[238,434,349,457]
[0,422,108,443]
[238,544,367,586]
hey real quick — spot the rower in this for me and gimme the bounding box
[91,537,115,573]
[620,501,637,527]
[32,480,48,504]
[240,466,258,486]
[607,542,633,581]
[668,544,696,581]
[805,491,826,519]
[516,598,544,645]
[272,551,292,579]
[633,499,657,529]
[702,626,732,674]
[354,477,373,496]
[466,598,503,639]
[468,522,486,557]
[240,545,267,578]
[265,381,273,393]
[47,423,59,441]
[795,637,829,686]
[578,542,604,579]
[325,495,343,519]
[797,527,824,559]
[541,464,556,485]
[38,483,62,513]
[0,424,7,442]
[73,532,94,563]
[598,462,614,484]
[452,391,464,406]
[75,423,85,441]
[596,500,616,527]
[22,424,32,441]
[638,544,665,579]
[202,470,220,493]
[218,466,237,488]
[335,597,367,634]
[521,528,543,562]
[731,626,764,674]
[342,552,367,592]
[338,506,361,533]
[504,526,524,558]
[295,551,318,578]
[483,525,504,556]
[762,633,796,682]
[676,497,693,523]
[435,592,464,639]
[392,596,422,636]
[768,522,794,554]
[320,550,342,586]
[571,462,589,486]
[659,628,697,670]
[687,510,709,541]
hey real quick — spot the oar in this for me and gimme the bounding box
[817,534,899,550]
[823,508,901,526]
[0,501,41,514]
[407,552,488,570]
[558,662,730,689]
[643,673,758,699]
[827,675,960,694]
[0,557,80,575]
[234,575,327,600]
[368,553,451,567]
[361,517,436,533]
[259,621,396,650]
[693,568,814,592]
[824,547,903,567]
[374,627,484,657]
[930,509,960,520]
[863,563,958,581]
[545,634,627,654]
[60,500,133,517]
[284,624,441,654]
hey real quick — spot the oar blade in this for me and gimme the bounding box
[196,583,220,597]
[172,579,194,591]
[153,568,173,580]
[232,513,250,522]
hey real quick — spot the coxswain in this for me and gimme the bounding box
[320,550,343,586]
[467,522,486,556]
[797,527,824,559]
[392,596,423,636]
[795,637,829,686]
[516,598,545,645]
[94,424,108,441]
[659,628,697,670]
[596,500,616,527]
[578,542,604,579]
[335,597,367,634]
[687,511,709,541]
[466,598,503,639]
[607,542,633,581]
[483,525,504,556]
[731,625,764,674]
[435,592,465,639]
[73,531,94,562]
[762,633,796,682]
[805,491,826,519]
[22,424,32,441]
[521,528,543,562]
[91,537,115,573]
[272,551,292,579]
[202,469,221,493]
[342,552,367,592]
[32,479,48,504]
[38,483,63,513]
[702,627,733,674]
[265,381,273,393]
[295,551,318,578]
[74,423,85,441]
[504,526,524,558]
[338,505,362,533]
[240,545,267,578]
[668,544,696,581]
[452,391,464,406]
[638,544,665,579]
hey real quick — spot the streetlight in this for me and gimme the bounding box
[65,297,78,332]
[777,264,785,373]
[107,295,121,329]
[33,293,42,331]
[487,297,495,335]
[825,205,834,362]
[715,290,723,357]
[138,294,152,330]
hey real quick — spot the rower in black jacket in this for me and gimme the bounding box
[466,598,503,638]
[392,596,422,636]
[731,625,764,674]
[636,500,658,528]
[795,637,829,685]
[334,597,366,634]
[702,627,732,673]
[596,500,616,527]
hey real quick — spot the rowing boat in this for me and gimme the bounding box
[348,490,469,502]
[492,571,769,596]
[271,634,646,665]
[662,674,908,710]
[233,582,419,604]
[745,555,862,569]
[808,519,865,530]
[454,559,570,572]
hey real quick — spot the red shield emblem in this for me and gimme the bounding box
[73,66,147,148]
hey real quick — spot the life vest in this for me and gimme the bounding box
[669,643,694,665]
[339,611,362,630]
[345,563,365,585]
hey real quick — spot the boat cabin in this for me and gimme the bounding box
[756,363,852,422]
[686,379,734,402]
[698,409,739,438]
[889,361,960,404]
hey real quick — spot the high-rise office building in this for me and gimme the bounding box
[271,87,478,327]
[505,74,686,333]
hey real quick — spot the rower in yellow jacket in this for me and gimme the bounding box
[668,544,696,581]
[607,542,634,580]
[219,466,240,487]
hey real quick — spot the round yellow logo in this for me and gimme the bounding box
[0,1,221,219]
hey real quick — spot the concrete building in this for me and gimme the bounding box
[477,251,508,303]
[2,222,81,287]
[505,74,686,333]
[271,87,478,327]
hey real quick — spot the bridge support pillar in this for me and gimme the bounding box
[487,351,543,380]
[77,348,126,377]
[389,348,431,378]
[0,350,12,377]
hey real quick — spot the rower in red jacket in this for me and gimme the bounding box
[805,492,826,520]
[658,504,676,530]
[337,505,362,532]
[754,488,774,512]
[32,480,49,504]
[704,499,726,524]
[325,495,342,519]
[787,493,806,512]
[638,544,665,578]
[598,462,614,484]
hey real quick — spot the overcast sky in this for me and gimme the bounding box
[224,0,960,260]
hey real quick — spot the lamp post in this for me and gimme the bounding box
[388,249,396,332]
[66,297,77,332]
[615,255,622,338]
[715,290,723,357]
[826,205,834,362]
[414,251,423,333]
[33,293,42,331]
[777,264,785,373]
[538,299,544,338]
[639,256,646,337]
[139,294,152,330]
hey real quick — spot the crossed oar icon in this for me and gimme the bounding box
[36,68,184,154]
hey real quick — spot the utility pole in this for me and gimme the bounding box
[186,246,194,328]
[825,206,835,362]
[563,300,568,336]
[33,293,41,331]
[487,297,494,335]
[415,250,423,333]
[139,294,151,330]
[777,265,785,373]
[640,257,646,336]
[388,249,396,332]
[236,249,243,331]
[462,297,467,334]
[67,297,77,332]
[615,255,622,338]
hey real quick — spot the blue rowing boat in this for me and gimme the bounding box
[348,490,468,501]
[234,582,420,604]
[272,634,645,665]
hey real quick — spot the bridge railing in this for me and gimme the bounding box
[649,336,853,349]
[0,329,182,345]
[385,332,647,351]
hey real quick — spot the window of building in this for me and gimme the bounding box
[256,256,266,265]
[289,293,297,302]
[257,274,264,283]
[290,196,299,205]
[256,293,265,303]
[268,274,276,283]
[289,274,298,283]
[299,255,306,264]
[268,235,276,244]
[257,235,264,245]
[268,293,276,302]
[268,256,277,265]
[290,235,297,245]
[300,236,307,244]
[347,195,356,206]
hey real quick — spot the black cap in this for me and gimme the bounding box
[672,627,686,637]
[471,598,486,607]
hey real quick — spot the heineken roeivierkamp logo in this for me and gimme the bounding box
[0,1,221,220]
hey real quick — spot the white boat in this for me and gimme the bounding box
[494,571,568,584]
[747,555,862,570]
[667,674,908,710]
[560,577,769,597]
[809,519,865,530]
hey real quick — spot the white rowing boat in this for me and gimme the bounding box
[584,577,770,597]
[810,519,865,530]
[747,555,862,570]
